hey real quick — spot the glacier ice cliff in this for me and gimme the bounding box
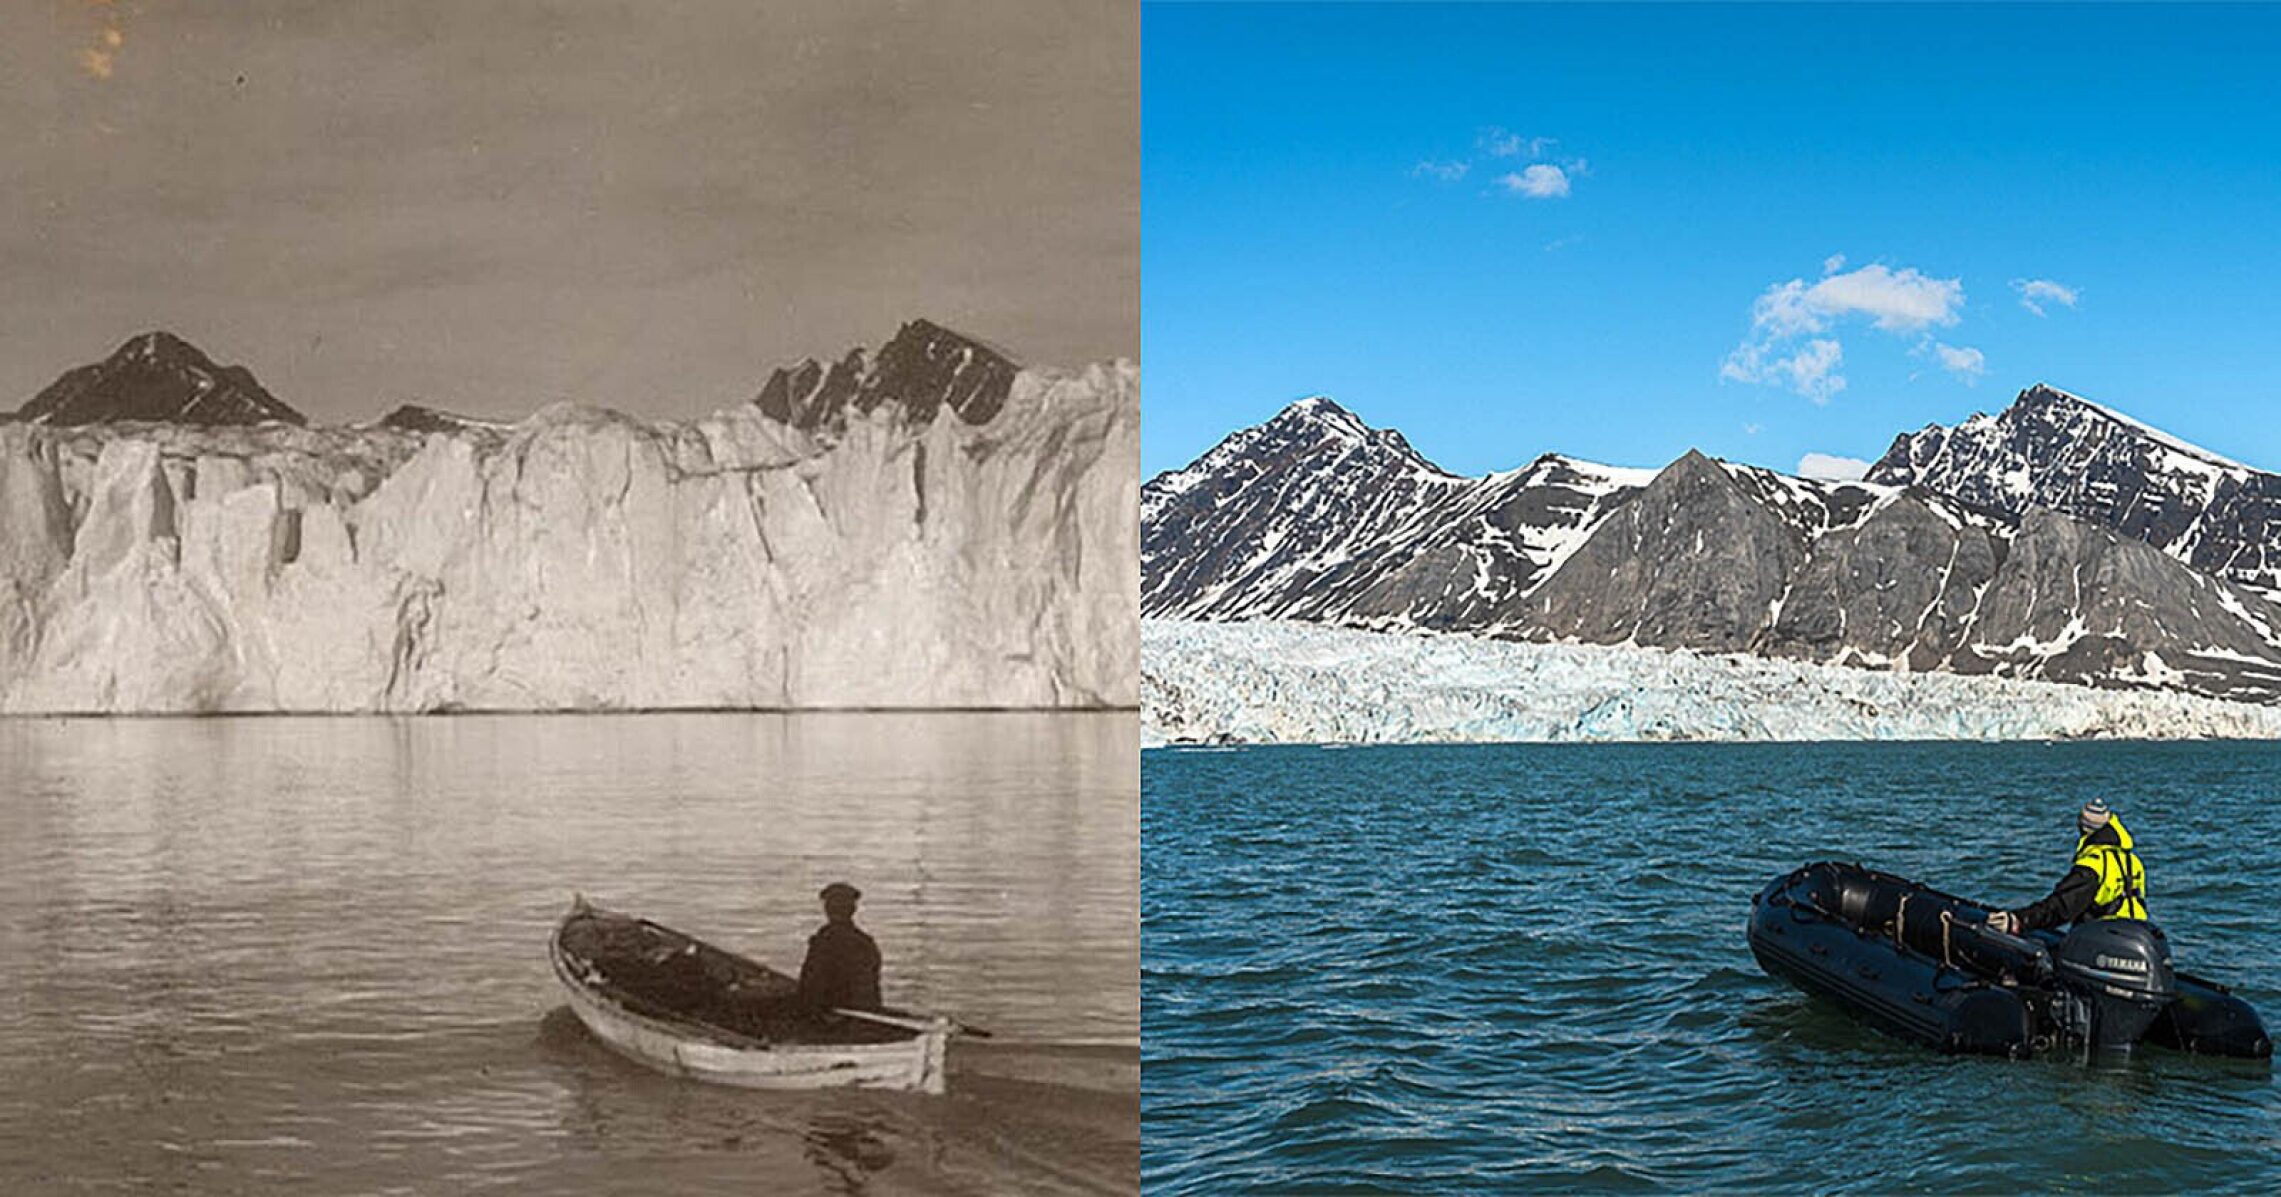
[1142,619,2281,745]
[0,363,1137,713]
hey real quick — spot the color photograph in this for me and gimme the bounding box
[1143,4,2281,1191]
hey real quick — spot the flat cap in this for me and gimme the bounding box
[819,881,862,902]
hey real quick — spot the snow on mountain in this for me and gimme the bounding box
[1143,619,2281,746]
[1146,393,2281,707]
[375,404,515,437]
[1140,397,1651,631]
[16,331,305,427]
[0,339,1136,714]
[754,319,1021,433]
[1868,382,2281,598]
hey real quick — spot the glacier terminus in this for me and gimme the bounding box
[0,323,1138,714]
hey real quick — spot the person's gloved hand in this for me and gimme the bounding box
[1985,911,2017,934]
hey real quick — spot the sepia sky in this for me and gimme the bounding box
[2,0,1136,424]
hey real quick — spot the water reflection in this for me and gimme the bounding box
[1,713,1136,1195]
[803,1112,898,1191]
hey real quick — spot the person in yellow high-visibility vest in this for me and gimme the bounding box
[1985,799,2148,934]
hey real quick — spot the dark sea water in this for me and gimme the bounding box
[1143,741,2281,1194]
[0,712,1137,1195]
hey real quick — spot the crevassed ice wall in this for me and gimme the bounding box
[1142,618,2281,744]
[0,365,1138,713]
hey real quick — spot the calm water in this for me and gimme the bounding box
[1144,741,2281,1194]
[0,712,1138,1194]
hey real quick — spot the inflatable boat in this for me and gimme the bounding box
[1748,862,2270,1059]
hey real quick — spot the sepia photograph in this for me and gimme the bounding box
[2,1,1137,1192]
[1142,3,2281,1193]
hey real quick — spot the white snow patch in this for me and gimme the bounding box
[2067,391,2252,473]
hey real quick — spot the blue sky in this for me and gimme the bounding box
[1143,3,2281,480]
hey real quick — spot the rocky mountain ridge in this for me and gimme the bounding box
[1141,397,1655,629]
[11,320,1028,435]
[1144,388,2281,705]
[754,319,1021,434]
[1868,382,2281,599]
[17,331,305,428]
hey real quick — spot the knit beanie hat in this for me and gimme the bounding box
[2078,798,2112,835]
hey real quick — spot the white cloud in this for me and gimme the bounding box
[1481,127,1554,158]
[1798,452,1872,481]
[1543,233,1584,252]
[1745,278,1822,338]
[1804,264,1964,332]
[2013,277,2079,316]
[1931,341,1986,383]
[1723,260,1966,401]
[1500,164,1571,199]
[1724,336,1845,404]
[1423,131,1584,197]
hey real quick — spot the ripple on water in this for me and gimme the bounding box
[1,713,1138,1196]
[1145,741,2281,1194]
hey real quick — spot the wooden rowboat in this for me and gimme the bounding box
[549,896,953,1094]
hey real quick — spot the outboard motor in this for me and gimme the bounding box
[2050,921,2176,1051]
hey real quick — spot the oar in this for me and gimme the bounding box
[833,1007,996,1040]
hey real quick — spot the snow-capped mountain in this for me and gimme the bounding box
[14,331,304,427]
[1140,396,1651,629]
[1868,383,2281,598]
[1145,396,2281,704]
[0,327,1137,713]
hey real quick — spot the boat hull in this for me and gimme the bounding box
[1749,862,2270,1059]
[1748,864,2031,1055]
[549,902,952,1094]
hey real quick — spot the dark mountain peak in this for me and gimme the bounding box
[19,331,304,428]
[1244,397,1452,479]
[123,329,200,364]
[1866,379,2278,598]
[377,404,507,435]
[1659,448,1725,480]
[2013,382,2144,420]
[1991,382,2246,469]
[1261,396,1367,443]
[889,317,1012,364]
[754,319,1020,433]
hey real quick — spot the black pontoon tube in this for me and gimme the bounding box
[1748,862,2270,1059]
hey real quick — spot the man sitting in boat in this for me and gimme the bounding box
[1984,799,2148,934]
[798,881,884,1012]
